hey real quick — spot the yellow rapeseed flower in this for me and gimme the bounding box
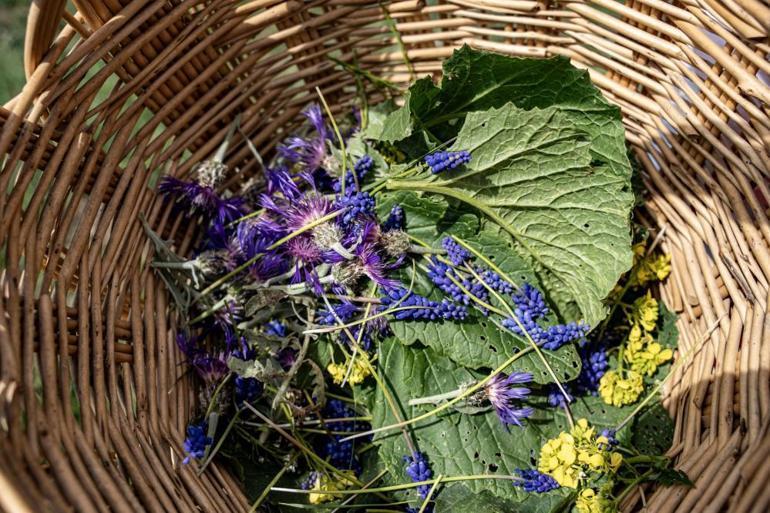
[631,291,658,332]
[625,329,673,377]
[308,471,356,504]
[538,433,580,488]
[599,370,643,407]
[327,354,371,386]
[648,253,671,281]
[575,487,614,513]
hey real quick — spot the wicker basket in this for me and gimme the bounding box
[2,0,770,511]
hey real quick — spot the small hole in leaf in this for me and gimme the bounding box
[584,223,589,228]
[495,452,501,458]
[489,345,497,352]
[474,452,479,459]
[488,463,498,472]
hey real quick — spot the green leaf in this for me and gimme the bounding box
[373,47,629,176]
[390,313,581,385]
[631,402,674,456]
[657,302,679,350]
[377,190,448,243]
[435,485,520,512]
[389,102,633,327]
[655,468,693,487]
[371,339,572,509]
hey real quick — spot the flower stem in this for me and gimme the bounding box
[408,387,467,406]
[339,346,534,442]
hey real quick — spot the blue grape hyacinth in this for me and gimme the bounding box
[424,150,471,174]
[514,469,560,493]
[404,451,433,498]
[442,237,471,266]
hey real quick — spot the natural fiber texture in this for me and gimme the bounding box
[1,0,770,511]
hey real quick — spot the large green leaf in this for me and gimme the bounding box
[435,485,519,512]
[389,103,633,327]
[371,339,572,509]
[371,46,630,178]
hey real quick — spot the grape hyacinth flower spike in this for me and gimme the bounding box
[404,451,433,498]
[424,150,471,174]
[514,469,560,493]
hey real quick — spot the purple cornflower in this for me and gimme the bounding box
[277,104,331,172]
[382,204,405,232]
[183,422,212,464]
[176,331,202,360]
[427,257,489,307]
[234,376,263,406]
[283,194,337,232]
[380,288,467,321]
[442,237,471,266]
[265,320,287,337]
[231,337,256,362]
[249,251,289,282]
[424,150,471,174]
[213,298,242,348]
[347,242,399,290]
[236,216,286,260]
[265,166,301,200]
[191,352,230,384]
[159,176,244,225]
[514,469,560,493]
[335,191,376,225]
[333,154,374,192]
[484,372,534,428]
[404,452,433,498]
[277,347,297,370]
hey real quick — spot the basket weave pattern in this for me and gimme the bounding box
[2,0,770,511]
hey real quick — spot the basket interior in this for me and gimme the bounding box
[2,1,770,512]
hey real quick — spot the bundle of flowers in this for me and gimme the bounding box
[149,46,688,512]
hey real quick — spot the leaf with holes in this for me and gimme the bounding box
[371,339,572,509]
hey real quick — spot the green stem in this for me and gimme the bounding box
[248,452,299,513]
[271,474,522,495]
[316,86,348,195]
[340,346,534,442]
[419,474,442,513]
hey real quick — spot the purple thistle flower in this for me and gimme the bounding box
[380,288,467,321]
[283,195,337,232]
[424,150,471,174]
[404,452,433,498]
[249,251,289,282]
[514,469,560,493]
[236,216,286,260]
[234,376,263,406]
[176,331,202,360]
[265,166,300,200]
[265,320,287,337]
[191,352,230,384]
[442,237,471,266]
[484,372,534,428]
[183,422,212,464]
[382,204,405,232]
[277,104,331,172]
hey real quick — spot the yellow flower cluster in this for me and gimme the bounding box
[625,324,673,377]
[327,354,371,386]
[598,370,643,407]
[630,241,671,287]
[538,419,622,489]
[630,291,658,332]
[308,471,356,504]
[576,487,614,513]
